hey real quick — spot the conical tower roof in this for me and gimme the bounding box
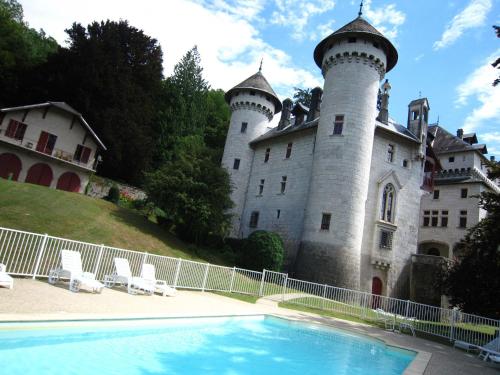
[313,16,398,72]
[225,71,282,114]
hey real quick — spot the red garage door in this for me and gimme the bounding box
[56,172,81,192]
[0,153,22,181]
[25,163,53,187]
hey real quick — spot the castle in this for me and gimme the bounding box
[221,15,440,298]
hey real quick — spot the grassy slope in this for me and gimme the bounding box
[0,179,228,264]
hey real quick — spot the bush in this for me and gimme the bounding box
[105,184,120,204]
[239,231,284,272]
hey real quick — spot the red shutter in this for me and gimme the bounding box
[36,131,49,152]
[5,120,17,138]
[15,123,27,140]
[81,147,91,164]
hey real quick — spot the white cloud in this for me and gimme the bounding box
[21,0,321,99]
[414,53,425,62]
[363,0,406,40]
[433,0,492,50]
[455,49,500,132]
[309,20,336,42]
[482,132,500,143]
[271,0,335,41]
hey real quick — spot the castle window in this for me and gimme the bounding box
[379,230,393,249]
[5,119,27,141]
[321,213,331,230]
[387,144,395,162]
[249,211,259,228]
[258,179,265,195]
[441,210,448,227]
[241,122,247,133]
[280,176,287,194]
[233,158,240,170]
[264,148,270,162]
[461,188,467,198]
[277,209,281,219]
[412,110,419,120]
[285,143,293,158]
[459,210,467,228]
[373,42,379,49]
[423,210,430,226]
[333,115,344,135]
[266,96,270,101]
[431,210,439,226]
[348,37,356,43]
[449,156,455,163]
[250,91,255,96]
[433,189,440,199]
[380,184,395,223]
[402,159,409,168]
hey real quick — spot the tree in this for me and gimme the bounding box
[26,20,164,184]
[144,136,233,244]
[441,161,500,319]
[239,231,284,272]
[293,87,312,107]
[0,0,58,106]
[493,25,499,86]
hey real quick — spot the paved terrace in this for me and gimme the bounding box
[0,279,498,375]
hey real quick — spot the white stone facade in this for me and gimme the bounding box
[0,103,105,193]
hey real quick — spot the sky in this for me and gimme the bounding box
[20,0,500,157]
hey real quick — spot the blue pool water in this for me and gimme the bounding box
[0,316,415,374]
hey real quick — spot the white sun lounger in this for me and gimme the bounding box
[104,258,155,295]
[0,263,14,289]
[478,337,500,362]
[141,263,177,297]
[48,250,104,293]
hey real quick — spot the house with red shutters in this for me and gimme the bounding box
[0,102,106,193]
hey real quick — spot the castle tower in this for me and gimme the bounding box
[298,16,398,289]
[407,98,430,158]
[222,70,281,237]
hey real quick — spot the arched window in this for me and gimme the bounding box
[380,184,395,223]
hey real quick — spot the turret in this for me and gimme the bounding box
[407,98,429,158]
[221,70,281,237]
[278,98,293,130]
[299,14,398,289]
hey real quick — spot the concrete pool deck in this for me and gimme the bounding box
[0,279,497,375]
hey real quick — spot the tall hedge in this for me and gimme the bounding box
[240,231,284,272]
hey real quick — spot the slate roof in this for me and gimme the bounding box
[1,102,106,150]
[313,16,398,72]
[249,116,419,146]
[224,71,282,114]
[428,125,485,155]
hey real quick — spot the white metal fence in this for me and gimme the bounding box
[0,226,498,349]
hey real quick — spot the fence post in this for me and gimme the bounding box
[32,233,48,279]
[173,258,182,288]
[281,274,288,302]
[259,269,266,297]
[405,300,410,318]
[202,263,210,292]
[450,309,456,343]
[143,252,148,265]
[321,284,327,310]
[229,267,236,293]
[93,244,104,277]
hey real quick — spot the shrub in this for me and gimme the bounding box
[239,231,284,272]
[105,184,120,204]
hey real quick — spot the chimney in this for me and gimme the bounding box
[306,87,323,122]
[457,129,464,139]
[491,156,496,162]
[377,79,391,124]
[278,98,293,130]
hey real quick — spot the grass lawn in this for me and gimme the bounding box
[0,179,229,264]
[212,291,259,304]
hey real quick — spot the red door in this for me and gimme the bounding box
[0,153,22,181]
[25,163,53,186]
[371,277,383,309]
[56,172,81,192]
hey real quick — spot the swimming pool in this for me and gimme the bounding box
[0,315,415,374]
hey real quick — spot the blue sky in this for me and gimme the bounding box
[21,0,500,157]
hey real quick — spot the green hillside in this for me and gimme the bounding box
[0,179,229,264]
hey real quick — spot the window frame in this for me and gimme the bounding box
[380,184,396,223]
[333,115,344,135]
[321,213,331,230]
[233,158,240,170]
[249,211,259,228]
[264,148,270,163]
[285,143,293,159]
[387,144,395,163]
[460,188,468,198]
[240,122,248,133]
[280,176,287,194]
